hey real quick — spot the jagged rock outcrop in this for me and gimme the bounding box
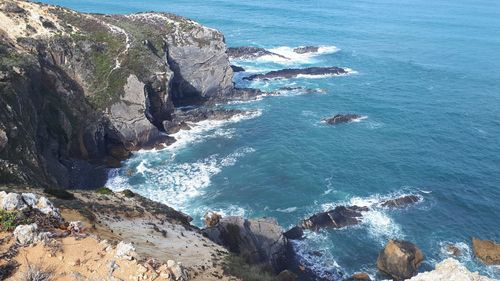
[299,195,421,231]
[407,258,495,281]
[376,240,424,280]
[202,216,288,273]
[293,46,319,54]
[344,272,371,281]
[472,238,500,265]
[0,0,250,188]
[243,66,347,80]
[227,46,288,60]
[324,114,362,125]
[302,205,369,230]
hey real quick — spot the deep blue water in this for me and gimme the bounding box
[43,0,500,279]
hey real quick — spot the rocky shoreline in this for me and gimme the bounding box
[1,1,499,281]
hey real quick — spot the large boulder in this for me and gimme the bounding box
[202,216,288,273]
[0,192,27,211]
[203,211,222,227]
[13,223,38,245]
[301,205,369,230]
[472,238,500,265]
[344,272,372,281]
[376,240,424,280]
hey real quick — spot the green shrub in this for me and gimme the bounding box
[95,187,113,195]
[0,210,30,231]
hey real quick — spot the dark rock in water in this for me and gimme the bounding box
[344,272,372,281]
[472,238,500,265]
[381,195,421,208]
[284,226,304,240]
[202,216,288,273]
[445,244,462,256]
[243,67,347,81]
[324,114,361,125]
[376,240,424,280]
[231,65,245,72]
[293,46,319,54]
[301,205,369,230]
[164,121,191,135]
[227,46,288,60]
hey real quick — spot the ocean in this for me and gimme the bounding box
[41,0,500,279]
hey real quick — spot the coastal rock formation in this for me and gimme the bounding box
[227,46,288,60]
[243,66,347,80]
[0,0,254,188]
[376,240,424,280]
[284,226,304,240]
[324,114,362,125]
[407,258,496,281]
[472,238,500,265]
[301,205,369,230]
[202,216,288,273]
[299,195,421,231]
[293,46,319,54]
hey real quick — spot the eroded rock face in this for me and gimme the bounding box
[324,114,361,125]
[243,66,347,81]
[472,238,500,265]
[301,206,369,230]
[376,240,424,280]
[202,216,288,273]
[0,1,242,188]
[0,129,7,151]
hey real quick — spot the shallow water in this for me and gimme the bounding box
[43,0,500,278]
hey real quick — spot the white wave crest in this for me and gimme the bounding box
[106,146,256,211]
[266,45,340,64]
[166,110,262,151]
[276,207,298,213]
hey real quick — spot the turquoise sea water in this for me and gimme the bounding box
[43,0,500,279]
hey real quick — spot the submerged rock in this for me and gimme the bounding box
[381,195,421,208]
[324,114,362,125]
[203,216,288,272]
[407,258,496,281]
[344,272,372,281]
[472,238,500,265]
[376,240,424,280]
[227,46,288,60]
[293,46,319,54]
[231,65,245,72]
[243,66,347,80]
[301,205,369,230]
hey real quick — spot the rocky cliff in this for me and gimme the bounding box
[0,0,248,188]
